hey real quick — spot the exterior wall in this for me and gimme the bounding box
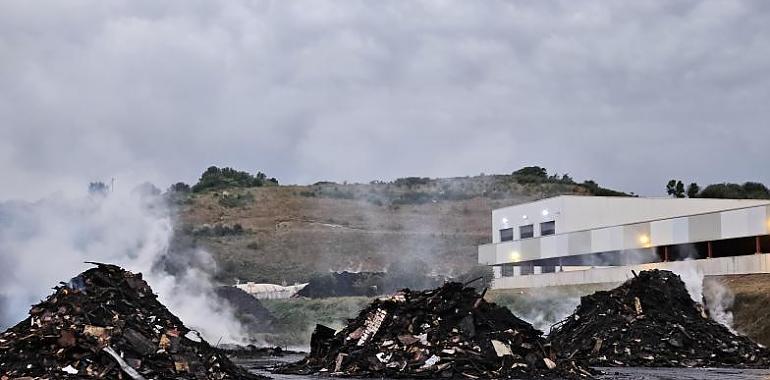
[492,197,565,243]
[558,197,769,234]
[480,202,770,266]
[491,254,770,289]
[490,196,770,244]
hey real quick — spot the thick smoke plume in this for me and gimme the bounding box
[0,189,247,343]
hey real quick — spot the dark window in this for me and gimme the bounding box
[501,264,514,277]
[520,264,534,275]
[540,221,556,236]
[500,228,514,242]
[541,265,556,273]
[520,224,534,239]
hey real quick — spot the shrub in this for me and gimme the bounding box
[192,166,277,192]
[168,182,191,193]
[393,177,431,188]
[192,223,245,237]
[699,182,770,199]
[218,192,255,208]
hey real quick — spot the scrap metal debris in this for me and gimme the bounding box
[0,263,263,379]
[277,282,592,378]
[549,269,770,368]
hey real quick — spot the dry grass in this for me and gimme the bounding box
[710,274,770,345]
[177,177,590,283]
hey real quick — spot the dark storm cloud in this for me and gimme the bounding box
[1,0,769,199]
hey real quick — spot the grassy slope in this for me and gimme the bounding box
[176,174,611,284]
[259,297,372,347]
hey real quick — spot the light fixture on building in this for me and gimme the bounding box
[638,234,651,246]
[542,209,549,217]
[502,217,509,225]
[510,251,521,262]
[522,215,528,219]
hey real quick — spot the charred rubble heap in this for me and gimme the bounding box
[0,263,262,380]
[549,269,770,368]
[278,282,592,378]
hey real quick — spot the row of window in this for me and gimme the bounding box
[500,264,558,277]
[500,221,555,242]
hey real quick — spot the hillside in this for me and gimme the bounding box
[174,173,627,284]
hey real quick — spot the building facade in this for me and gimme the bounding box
[478,196,770,289]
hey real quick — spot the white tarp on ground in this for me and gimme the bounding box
[234,282,307,299]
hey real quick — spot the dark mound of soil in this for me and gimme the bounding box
[295,271,448,299]
[549,269,770,368]
[294,271,386,298]
[0,263,263,379]
[278,282,591,378]
[215,286,275,331]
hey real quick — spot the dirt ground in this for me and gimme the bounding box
[176,178,590,283]
[712,274,770,346]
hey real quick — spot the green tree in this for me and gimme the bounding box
[698,182,770,199]
[191,166,277,192]
[666,180,685,198]
[675,181,685,198]
[513,166,547,178]
[699,183,744,198]
[686,182,700,198]
[742,182,770,198]
[168,182,191,193]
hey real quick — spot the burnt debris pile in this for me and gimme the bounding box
[0,263,262,379]
[549,269,770,368]
[279,282,591,378]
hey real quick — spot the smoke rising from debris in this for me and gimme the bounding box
[0,189,248,343]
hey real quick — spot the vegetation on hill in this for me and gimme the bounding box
[172,166,628,285]
[667,179,770,199]
[297,166,628,207]
[191,166,278,193]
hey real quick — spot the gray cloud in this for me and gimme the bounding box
[2,0,770,199]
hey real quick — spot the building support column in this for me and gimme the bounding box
[707,241,713,259]
[663,246,669,262]
[756,236,762,255]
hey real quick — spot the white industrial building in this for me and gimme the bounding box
[478,196,770,289]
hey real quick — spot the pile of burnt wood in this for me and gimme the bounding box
[0,263,262,379]
[549,269,770,368]
[278,282,592,378]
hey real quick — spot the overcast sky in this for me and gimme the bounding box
[1,1,769,200]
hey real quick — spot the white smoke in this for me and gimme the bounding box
[669,263,735,331]
[703,277,735,329]
[0,189,247,344]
